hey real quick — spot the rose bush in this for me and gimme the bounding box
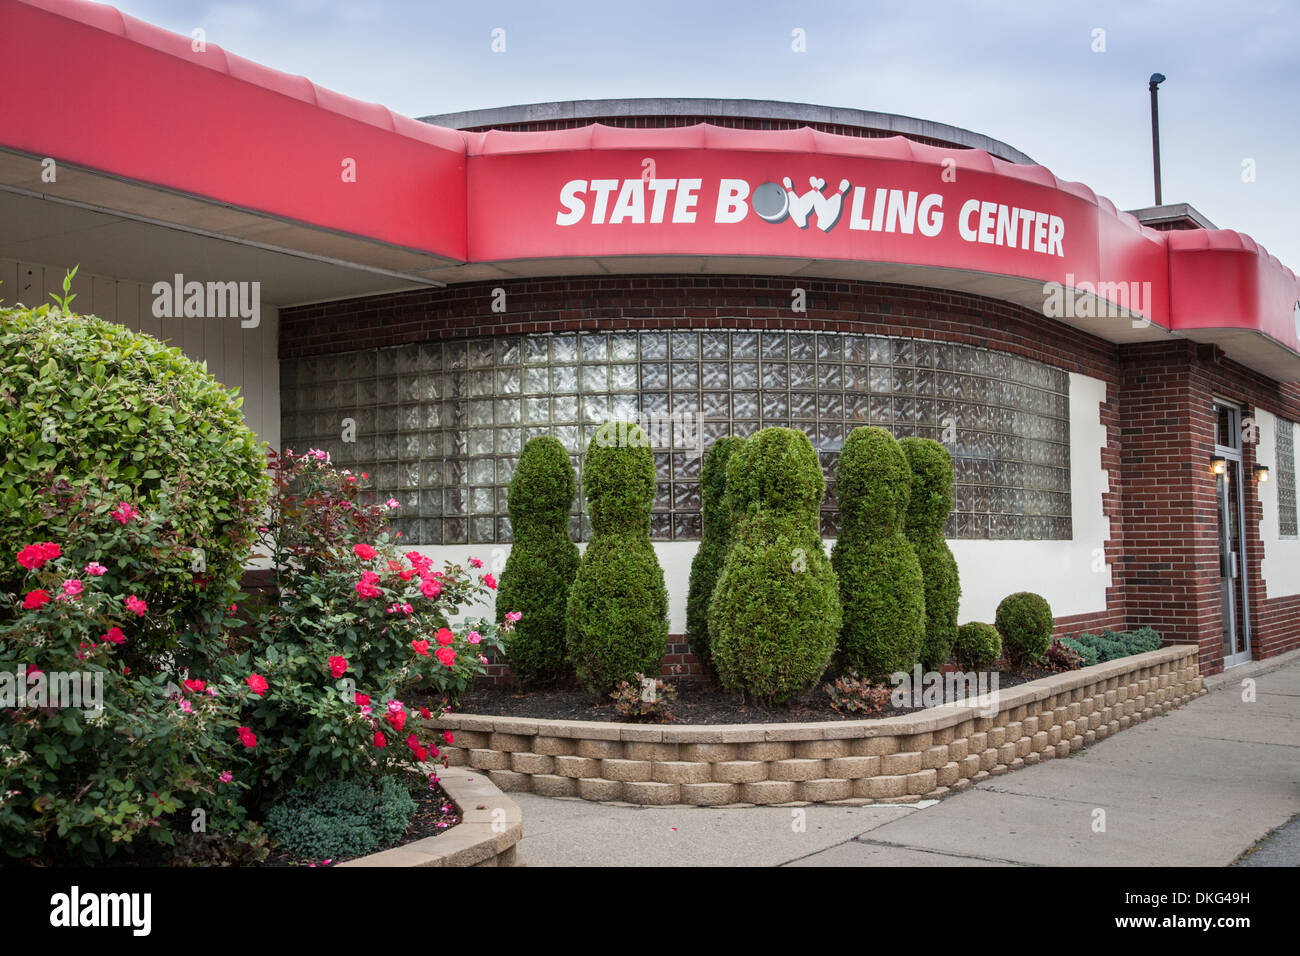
[0,449,520,863]
[0,503,258,863]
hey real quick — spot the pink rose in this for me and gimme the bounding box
[467,631,482,645]
[505,611,522,623]
[483,573,497,590]
[61,579,83,598]
[111,502,139,524]
[83,562,107,577]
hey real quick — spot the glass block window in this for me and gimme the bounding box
[1277,417,1297,538]
[280,330,1072,545]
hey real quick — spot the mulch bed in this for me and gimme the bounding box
[258,779,460,867]
[437,667,1056,725]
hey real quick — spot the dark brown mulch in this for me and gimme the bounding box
[258,779,460,867]
[437,667,1056,725]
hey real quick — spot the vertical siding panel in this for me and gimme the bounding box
[91,275,117,323]
[136,279,160,338]
[116,281,142,334]
[16,262,43,308]
[0,258,18,307]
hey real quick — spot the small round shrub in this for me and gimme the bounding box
[709,428,840,703]
[264,777,416,861]
[566,422,668,691]
[498,437,580,685]
[899,437,961,671]
[684,436,744,668]
[995,592,1054,669]
[831,427,925,679]
[952,622,1002,670]
[0,302,269,653]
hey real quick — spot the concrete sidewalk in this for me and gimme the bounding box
[511,651,1300,866]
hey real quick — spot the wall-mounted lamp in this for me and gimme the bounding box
[1210,456,1227,476]
[1254,465,1270,483]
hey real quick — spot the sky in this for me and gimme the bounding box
[115,0,1300,268]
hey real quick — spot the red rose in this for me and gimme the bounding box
[436,647,455,668]
[411,639,430,656]
[355,570,381,599]
[355,693,371,707]
[102,627,126,645]
[237,727,257,749]
[353,544,377,560]
[419,706,432,720]
[245,673,269,696]
[374,731,387,748]
[17,542,60,571]
[436,627,455,647]
[22,589,50,610]
[182,678,205,692]
[442,730,455,745]
[483,573,497,590]
[329,655,348,678]
[386,709,407,732]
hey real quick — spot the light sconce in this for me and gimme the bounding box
[1254,465,1269,483]
[1210,456,1227,476]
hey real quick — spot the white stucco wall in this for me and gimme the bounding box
[1254,408,1300,599]
[419,370,1114,632]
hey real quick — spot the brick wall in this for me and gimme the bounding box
[278,274,1300,678]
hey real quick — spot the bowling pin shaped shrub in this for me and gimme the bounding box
[565,422,668,692]
[899,437,961,671]
[497,437,580,686]
[831,427,925,679]
[708,428,840,703]
[684,435,745,669]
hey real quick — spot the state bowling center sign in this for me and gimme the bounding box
[555,177,1066,259]
[465,146,1164,306]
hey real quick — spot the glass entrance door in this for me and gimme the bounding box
[1214,403,1251,667]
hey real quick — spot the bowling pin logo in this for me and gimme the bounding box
[751,176,851,232]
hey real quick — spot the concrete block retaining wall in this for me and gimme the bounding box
[433,646,1202,806]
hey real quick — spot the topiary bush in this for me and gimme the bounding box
[565,422,668,692]
[952,622,1002,671]
[498,437,580,685]
[708,428,840,703]
[899,437,961,671]
[684,435,744,669]
[264,777,416,862]
[0,292,269,655]
[995,591,1054,669]
[831,427,926,679]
